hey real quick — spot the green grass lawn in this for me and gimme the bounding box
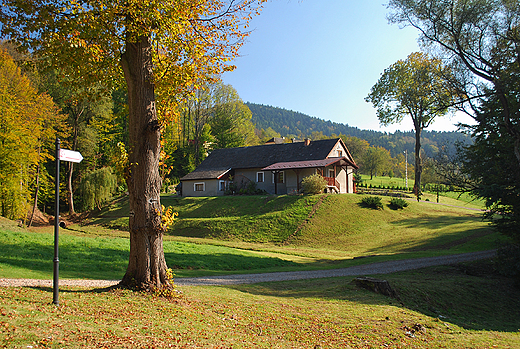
[0,194,518,348]
[1,193,501,279]
[0,220,301,280]
[1,259,519,348]
[360,174,414,189]
[359,174,487,208]
[291,194,496,259]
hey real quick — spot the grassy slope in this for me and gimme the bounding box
[1,193,501,279]
[1,196,519,347]
[67,193,502,263]
[162,195,323,242]
[291,194,497,259]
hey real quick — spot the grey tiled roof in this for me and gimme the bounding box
[180,138,351,181]
[179,168,231,181]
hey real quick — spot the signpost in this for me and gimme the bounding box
[53,138,83,306]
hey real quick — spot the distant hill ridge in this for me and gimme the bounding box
[246,102,471,158]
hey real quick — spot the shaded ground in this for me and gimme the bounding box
[0,250,495,287]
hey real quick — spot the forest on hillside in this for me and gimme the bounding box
[247,103,471,159]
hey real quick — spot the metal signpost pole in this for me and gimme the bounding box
[53,138,60,306]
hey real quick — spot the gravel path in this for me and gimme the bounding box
[0,250,495,289]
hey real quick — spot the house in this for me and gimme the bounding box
[179,138,358,197]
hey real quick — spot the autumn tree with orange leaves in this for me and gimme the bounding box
[0,0,265,291]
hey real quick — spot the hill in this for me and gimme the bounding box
[89,193,498,262]
[247,102,471,158]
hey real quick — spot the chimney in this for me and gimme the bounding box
[304,138,311,146]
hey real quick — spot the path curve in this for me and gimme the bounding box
[0,250,495,288]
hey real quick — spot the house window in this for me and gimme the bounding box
[219,181,226,191]
[328,169,335,178]
[257,172,264,183]
[337,150,343,157]
[194,182,205,192]
[272,171,284,183]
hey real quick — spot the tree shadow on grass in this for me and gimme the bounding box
[364,214,499,255]
[27,284,121,295]
[0,239,298,280]
[228,261,520,333]
[163,251,298,273]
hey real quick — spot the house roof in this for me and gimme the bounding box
[262,157,357,171]
[180,138,357,181]
[180,168,231,181]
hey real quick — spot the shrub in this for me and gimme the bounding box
[389,197,409,210]
[79,167,118,211]
[360,196,383,210]
[301,174,328,194]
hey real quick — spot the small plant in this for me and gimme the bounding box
[389,197,409,210]
[301,174,328,194]
[153,268,180,299]
[360,196,383,210]
[160,205,178,230]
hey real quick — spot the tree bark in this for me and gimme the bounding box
[120,34,169,290]
[28,142,41,227]
[67,107,82,215]
[67,162,75,214]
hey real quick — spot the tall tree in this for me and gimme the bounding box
[387,0,520,245]
[0,49,63,220]
[42,72,115,214]
[210,82,256,148]
[365,52,455,197]
[362,146,392,180]
[388,0,520,168]
[460,95,520,241]
[0,0,265,290]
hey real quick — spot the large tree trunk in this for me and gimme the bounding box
[120,35,169,290]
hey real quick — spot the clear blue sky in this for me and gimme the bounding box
[222,0,472,133]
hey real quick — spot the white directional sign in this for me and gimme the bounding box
[59,149,83,163]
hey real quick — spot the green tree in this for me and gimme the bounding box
[167,81,255,179]
[79,167,118,211]
[257,127,282,144]
[365,52,455,198]
[387,0,520,245]
[0,49,63,220]
[460,96,520,242]
[388,0,520,167]
[341,135,369,169]
[42,72,116,214]
[210,82,256,149]
[362,146,392,180]
[0,0,265,290]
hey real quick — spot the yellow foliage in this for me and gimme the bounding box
[160,205,178,230]
[0,49,65,219]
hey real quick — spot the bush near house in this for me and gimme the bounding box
[301,174,328,194]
